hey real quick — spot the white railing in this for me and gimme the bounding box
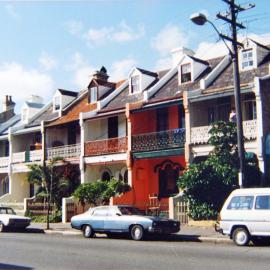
[191,119,257,144]
[46,144,81,160]
[12,152,25,163]
[29,150,42,162]
[0,157,9,168]
[243,119,257,140]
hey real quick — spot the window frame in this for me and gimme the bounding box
[180,63,192,83]
[241,48,254,70]
[131,75,140,94]
[54,96,61,111]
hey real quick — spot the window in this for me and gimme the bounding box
[157,108,168,132]
[108,116,118,138]
[131,75,140,93]
[244,100,256,120]
[54,96,60,111]
[179,105,185,129]
[101,171,111,182]
[242,49,253,69]
[90,87,98,103]
[227,196,254,210]
[255,196,270,210]
[93,208,108,216]
[181,63,191,83]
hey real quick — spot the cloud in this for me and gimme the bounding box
[110,58,137,81]
[5,4,20,20]
[39,52,58,71]
[154,57,172,71]
[0,62,54,108]
[151,24,189,56]
[66,20,84,35]
[82,20,145,46]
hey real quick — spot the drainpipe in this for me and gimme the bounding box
[79,113,85,184]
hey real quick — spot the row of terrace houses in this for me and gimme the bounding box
[0,37,270,215]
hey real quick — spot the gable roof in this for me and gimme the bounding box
[136,68,158,77]
[58,89,78,97]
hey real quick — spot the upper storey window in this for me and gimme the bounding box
[242,49,253,69]
[181,63,191,83]
[131,75,140,93]
[54,96,60,111]
[90,87,98,103]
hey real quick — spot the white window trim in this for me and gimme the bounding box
[129,75,141,95]
[53,95,61,112]
[179,62,193,84]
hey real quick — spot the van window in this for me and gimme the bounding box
[255,196,270,210]
[227,196,254,210]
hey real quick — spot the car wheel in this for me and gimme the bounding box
[232,227,250,246]
[130,225,144,241]
[0,223,5,232]
[83,225,94,238]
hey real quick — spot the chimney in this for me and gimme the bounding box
[92,66,109,82]
[2,95,15,112]
[171,47,195,66]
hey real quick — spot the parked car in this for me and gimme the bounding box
[71,205,180,240]
[0,207,31,232]
[215,188,270,246]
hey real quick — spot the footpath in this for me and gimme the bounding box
[28,223,231,244]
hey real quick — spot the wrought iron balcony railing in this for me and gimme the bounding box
[132,128,185,152]
[85,136,127,156]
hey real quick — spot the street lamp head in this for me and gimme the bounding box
[190,13,208,26]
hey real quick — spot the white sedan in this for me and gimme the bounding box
[0,207,31,232]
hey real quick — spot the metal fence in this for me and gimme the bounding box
[174,200,189,224]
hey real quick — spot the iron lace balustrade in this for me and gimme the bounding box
[132,128,185,152]
[85,136,128,156]
[46,144,81,160]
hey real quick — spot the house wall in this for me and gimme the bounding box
[46,127,68,147]
[13,133,35,152]
[260,80,270,136]
[113,155,186,210]
[84,163,127,183]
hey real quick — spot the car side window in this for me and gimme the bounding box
[92,208,108,216]
[227,196,254,210]
[255,196,270,210]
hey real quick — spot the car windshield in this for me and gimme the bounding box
[0,208,16,215]
[119,206,145,216]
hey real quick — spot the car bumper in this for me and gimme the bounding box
[8,221,31,229]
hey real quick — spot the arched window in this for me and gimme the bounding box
[101,171,111,182]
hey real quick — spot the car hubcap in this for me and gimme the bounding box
[134,228,141,239]
[85,226,91,236]
[236,231,247,245]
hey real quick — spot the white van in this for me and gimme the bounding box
[216,188,270,246]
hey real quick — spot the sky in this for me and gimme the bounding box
[0,0,270,112]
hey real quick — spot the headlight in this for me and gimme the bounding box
[152,221,157,227]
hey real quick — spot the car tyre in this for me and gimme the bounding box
[0,223,5,233]
[130,225,144,241]
[83,225,94,238]
[232,227,250,246]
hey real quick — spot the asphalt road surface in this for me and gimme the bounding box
[1,231,270,270]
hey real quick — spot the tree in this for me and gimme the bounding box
[73,178,130,208]
[27,157,80,229]
[178,121,261,220]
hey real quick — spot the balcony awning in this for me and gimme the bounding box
[131,98,182,113]
[132,148,184,160]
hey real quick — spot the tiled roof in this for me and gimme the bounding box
[46,94,97,127]
[206,54,270,91]
[26,105,59,128]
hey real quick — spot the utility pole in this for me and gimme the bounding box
[216,0,255,188]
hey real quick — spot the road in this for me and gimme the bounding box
[1,232,270,270]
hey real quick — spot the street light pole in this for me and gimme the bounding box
[190,0,255,188]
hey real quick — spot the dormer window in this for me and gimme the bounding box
[131,75,140,93]
[90,87,98,103]
[181,63,191,83]
[54,96,60,111]
[242,49,253,69]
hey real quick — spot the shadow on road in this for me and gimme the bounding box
[3,228,44,234]
[0,263,33,270]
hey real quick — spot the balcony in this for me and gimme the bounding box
[132,128,185,152]
[12,150,43,164]
[191,119,257,145]
[46,144,81,160]
[85,137,127,156]
[0,157,9,168]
